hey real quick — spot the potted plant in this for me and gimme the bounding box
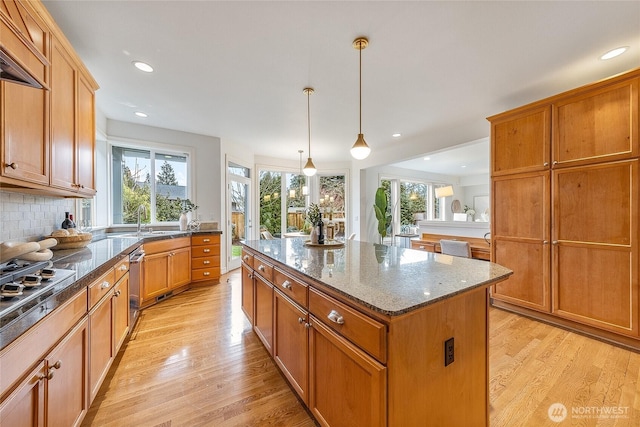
[306,203,322,244]
[373,187,392,244]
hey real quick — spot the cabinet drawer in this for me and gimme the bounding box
[253,256,273,282]
[241,249,254,269]
[88,268,115,308]
[411,241,435,252]
[273,268,308,308]
[113,257,129,283]
[191,256,220,269]
[191,245,220,258]
[309,288,386,363]
[191,267,221,282]
[192,234,220,246]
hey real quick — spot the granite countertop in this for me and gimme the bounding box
[243,238,512,316]
[0,229,222,350]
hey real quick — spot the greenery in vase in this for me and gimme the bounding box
[373,187,392,241]
[307,203,322,226]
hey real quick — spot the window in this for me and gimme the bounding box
[111,146,190,224]
[259,170,282,237]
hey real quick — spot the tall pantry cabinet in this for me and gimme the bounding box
[489,68,639,346]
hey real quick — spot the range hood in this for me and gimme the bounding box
[0,49,43,89]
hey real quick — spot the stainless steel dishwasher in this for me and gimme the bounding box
[129,246,145,330]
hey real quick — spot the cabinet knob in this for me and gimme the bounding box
[282,280,292,290]
[553,161,558,165]
[243,255,249,261]
[203,249,211,253]
[51,360,62,370]
[44,370,55,380]
[5,162,18,169]
[552,240,559,245]
[203,272,210,276]
[203,238,210,243]
[203,260,210,265]
[258,265,265,272]
[304,322,312,329]
[543,162,549,167]
[247,273,253,279]
[298,317,305,324]
[119,265,128,271]
[101,281,111,289]
[543,240,549,245]
[115,290,121,297]
[327,310,345,325]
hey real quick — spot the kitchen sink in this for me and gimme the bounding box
[107,230,185,239]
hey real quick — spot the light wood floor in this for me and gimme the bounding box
[82,270,640,426]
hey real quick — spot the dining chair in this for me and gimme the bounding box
[439,239,471,258]
[261,230,275,240]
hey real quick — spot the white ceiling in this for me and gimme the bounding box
[42,1,640,172]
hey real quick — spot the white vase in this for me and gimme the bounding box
[310,226,319,244]
[179,212,188,231]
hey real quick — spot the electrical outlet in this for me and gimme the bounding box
[444,337,454,366]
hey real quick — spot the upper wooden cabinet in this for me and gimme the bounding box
[50,35,96,196]
[489,105,551,176]
[0,0,98,197]
[553,77,639,168]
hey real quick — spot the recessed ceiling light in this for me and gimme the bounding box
[134,111,148,118]
[423,157,431,160]
[392,133,401,138]
[600,47,628,60]
[461,165,467,168]
[133,61,154,72]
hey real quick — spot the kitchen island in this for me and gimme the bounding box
[241,238,512,427]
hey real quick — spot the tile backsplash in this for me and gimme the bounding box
[1,191,75,242]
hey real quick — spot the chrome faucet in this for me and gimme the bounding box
[137,205,147,235]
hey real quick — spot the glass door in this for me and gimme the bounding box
[227,161,251,271]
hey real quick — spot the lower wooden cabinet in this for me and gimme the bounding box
[241,263,255,324]
[1,318,89,427]
[253,274,274,354]
[89,272,130,402]
[141,238,191,305]
[309,317,386,427]
[273,289,309,403]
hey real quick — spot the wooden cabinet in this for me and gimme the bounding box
[141,238,191,306]
[44,318,89,427]
[489,68,640,345]
[273,289,309,404]
[191,233,220,284]
[88,270,130,403]
[1,317,89,427]
[253,273,273,354]
[309,316,386,427]
[241,262,254,324]
[49,35,96,196]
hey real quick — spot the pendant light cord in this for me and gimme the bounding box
[359,42,362,134]
[307,91,311,156]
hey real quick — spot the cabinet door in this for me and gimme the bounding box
[254,274,273,354]
[492,171,551,312]
[88,292,114,403]
[142,252,170,301]
[490,105,551,176]
[553,78,639,168]
[241,263,255,324]
[0,361,45,427]
[76,73,95,195]
[2,82,49,185]
[552,160,638,336]
[274,289,309,404]
[49,37,76,192]
[114,274,130,352]
[169,247,191,289]
[309,316,386,427]
[46,318,88,427]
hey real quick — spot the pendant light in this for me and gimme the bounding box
[302,88,317,176]
[299,149,309,195]
[351,37,371,160]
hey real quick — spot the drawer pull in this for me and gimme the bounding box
[248,273,253,279]
[327,310,344,325]
[203,260,210,265]
[5,162,18,170]
[119,265,128,271]
[419,245,425,249]
[298,317,305,324]
[203,272,210,276]
[203,238,210,243]
[115,290,121,297]
[243,255,249,261]
[282,280,292,290]
[258,265,265,272]
[51,360,62,370]
[101,281,110,289]
[203,248,211,253]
